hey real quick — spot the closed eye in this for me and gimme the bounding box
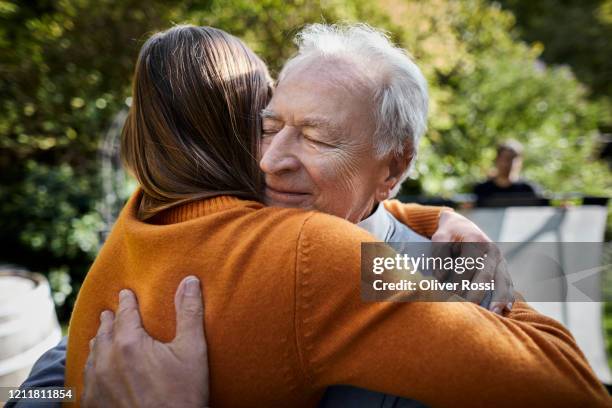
[262,129,279,137]
[303,134,337,148]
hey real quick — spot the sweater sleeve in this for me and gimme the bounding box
[295,213,609,408]
[383,200,452,239]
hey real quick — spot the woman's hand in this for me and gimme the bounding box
[82,276,210,408]
[433,210,515,315]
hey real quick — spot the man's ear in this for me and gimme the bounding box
[377,145,414,201]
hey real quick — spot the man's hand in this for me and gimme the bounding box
[82,276,210,408]
[433,210,515,315]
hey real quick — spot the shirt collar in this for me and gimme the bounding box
[357,203,393,241]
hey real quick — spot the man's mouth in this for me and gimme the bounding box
[264,184,311,206]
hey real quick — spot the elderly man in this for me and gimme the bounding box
[260,24,427,222]
[10,24,606,408]
[259,24,505,308]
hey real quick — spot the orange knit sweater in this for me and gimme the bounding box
[65,192,609,407]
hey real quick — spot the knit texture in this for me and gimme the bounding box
[383,200,451,238]
[65,192,609,407]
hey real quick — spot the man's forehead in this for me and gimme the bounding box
[283,54,371,83]
[262,82,338,125]
[266,73,372,117]
[277,56,373,97]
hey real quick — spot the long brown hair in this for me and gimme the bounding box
[121,25,272,219]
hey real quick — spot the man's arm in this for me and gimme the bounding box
[383,201,449,239]
[5,338,67,408]
[385,200,515,314]
[299,213,610,407]
[7,277,210,408]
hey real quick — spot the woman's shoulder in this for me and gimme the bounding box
[296,211,377,261]
[246,206,371,237]
[244,206,376,255]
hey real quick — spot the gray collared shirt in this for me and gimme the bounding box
[357,202,430,243]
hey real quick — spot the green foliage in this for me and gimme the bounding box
[0,0,190,318]
[496,0,612,101]
[187,0,383,74]
[48,266,73,306]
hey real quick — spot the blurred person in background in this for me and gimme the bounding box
[474,139,541,207]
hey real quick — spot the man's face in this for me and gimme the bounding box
[495,149,522,178]
[259,58,400,223]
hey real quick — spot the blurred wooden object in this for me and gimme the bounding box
[0,267,61,387]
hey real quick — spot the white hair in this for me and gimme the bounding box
[279,23,429,196]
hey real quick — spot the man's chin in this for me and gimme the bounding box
[263,186,315,208]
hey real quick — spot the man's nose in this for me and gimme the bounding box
[259,128,301,175]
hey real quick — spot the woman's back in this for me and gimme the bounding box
[65,192,342,406]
